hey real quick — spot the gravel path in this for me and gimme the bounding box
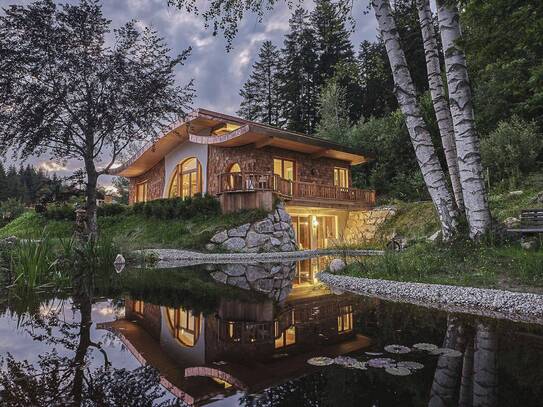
[318,272,543,325]
[135,248,384,264]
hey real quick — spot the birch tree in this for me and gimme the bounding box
[473,320,498,406]
[436,0,491,238]
[371,0,458,239]
[416,0,464,211]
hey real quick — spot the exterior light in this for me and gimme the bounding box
[312,216,319,228]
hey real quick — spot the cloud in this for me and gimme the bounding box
[38,161,67,172]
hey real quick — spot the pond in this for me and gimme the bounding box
[1,261,542,406]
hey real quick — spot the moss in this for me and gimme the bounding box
[377,200,440,242]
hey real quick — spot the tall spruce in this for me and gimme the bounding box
[280,8,319,134]
[0,162,7,202]
[238,41,282,126]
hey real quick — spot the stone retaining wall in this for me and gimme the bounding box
[342,207,396,243]
[207,202,297,253]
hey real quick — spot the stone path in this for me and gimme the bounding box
[318,272,543,325]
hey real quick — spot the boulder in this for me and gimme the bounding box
[509,190,524,196]
[211,271,228,284]
[211,230,228,244]
[228,223,251,237]
[205,243,217,252]
[329,258,346,273]
[503,217,520,229]
[254,219,274,234]
[222,264,247,277]
[427,230,442,242]
[521,237,538,250]
[246,231,269,248]
[227,276,250,290]
[246,265,270,282]
[532,191,543,204]
[222,237,246,251]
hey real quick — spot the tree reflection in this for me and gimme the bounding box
[0,268,181,406]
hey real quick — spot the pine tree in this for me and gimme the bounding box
[280,8,319,134]
[316,79,352,144]
[0,162,7,202]
[238,41,282,126]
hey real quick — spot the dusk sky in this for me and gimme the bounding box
[1,0,379,188]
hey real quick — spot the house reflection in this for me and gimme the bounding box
[99,290,370,406]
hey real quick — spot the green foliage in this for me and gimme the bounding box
[376,201,440,243]
[481,116,542,186]
[316,79,352,145]
[43,203,76,221]
[0,198,25,221]
[133,195,220,220]
[97,203,129,217]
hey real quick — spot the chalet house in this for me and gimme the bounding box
[113,108,378,250]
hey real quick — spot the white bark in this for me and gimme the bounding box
[372,0,458,240]
[473,320,498,407]
[416,0,464,212]
[437,0,491,239]
[459,339,474,407]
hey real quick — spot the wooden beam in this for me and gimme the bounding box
[311,148,330,159]
[253,136,275,149]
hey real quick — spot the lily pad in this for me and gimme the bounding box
[334,356,359,368]
[431,348,463,358]
[397,361,424,371]
[413,343,438,351]
[385,366,412,376]
[384,344,411,354]
[307,356,334,366]
[367,358,396,368]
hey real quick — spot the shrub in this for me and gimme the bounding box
[135,195,221,220]
[0,198,25,221]
[44,203,76,221]
[481,116,542,186]
[97,203,128,217]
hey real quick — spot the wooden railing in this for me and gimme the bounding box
[218,172,375,206]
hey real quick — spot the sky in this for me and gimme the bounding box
[0,0,379,188]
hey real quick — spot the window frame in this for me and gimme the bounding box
[135,181,148,203]
[273,157,296,181]
[334,167,349,188]
[167,157,202,198]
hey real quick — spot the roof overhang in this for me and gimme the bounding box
[112,108,372,177]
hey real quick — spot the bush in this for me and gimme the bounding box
[134,194,221,220]
[481,116,542,186]
[97,203,128,217]
[0,198,25,221]
[44,203,76,221]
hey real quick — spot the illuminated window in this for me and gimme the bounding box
[274,321,296,349]
[337,305,353,333]
[133,300,144,316]
[334,167,349,188]
[135,181,148,203]
[168,157,202,198]
[166,307,201,347]
[273,158,295,181]
[228,163,242,189]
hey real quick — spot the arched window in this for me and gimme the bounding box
[166,307,202,347]
[168,157,202,198]
[228,163,242,190]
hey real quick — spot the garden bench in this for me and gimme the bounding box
[507,209,543,234]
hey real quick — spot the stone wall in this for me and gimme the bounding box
[209,262,295,302]
[128,159,165,204]
[207,202,297,253]
[342,207,396,243]
[207,145,351,195]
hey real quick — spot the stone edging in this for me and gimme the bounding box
[135,248,384,264]
[318,272,543,326]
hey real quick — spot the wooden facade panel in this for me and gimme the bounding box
[128,159,165,204]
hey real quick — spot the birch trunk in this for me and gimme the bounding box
[473,320,498,407]
[372,0,458,240]
[428,314,466,406]
[459,339,474,407]
[436,0,491,239]
[416,0,464,212]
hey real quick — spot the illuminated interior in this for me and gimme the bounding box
[133,300,145,316]
[135,181,148,203]
[166,307,202,347]
[337,305,353,333]
[228,162,242,189]
[168,157,202,198]
[273,158,295,181]
[334,167,349,188]
[211,122,241,136]
[274,322,296,349]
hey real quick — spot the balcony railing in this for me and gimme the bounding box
[218,172,376,207]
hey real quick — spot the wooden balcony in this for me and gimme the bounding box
[217,172,376,209]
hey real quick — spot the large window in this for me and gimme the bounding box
[135,181,148,203]
[168,157,202,198]
[274,322,296,349]
[334,167,349,188]
[166,307,201,347]
[133,300,144,316]
[228,162,242,190]
[274,158,295,181]
[337,305,353,333]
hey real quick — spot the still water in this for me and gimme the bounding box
[0,262,542,406]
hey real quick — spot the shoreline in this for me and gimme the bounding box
[318,272,543,326]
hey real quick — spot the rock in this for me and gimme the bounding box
[509,190,524,196]
[246,231,269,248]
[0,236,18,245]
[521,237,538,250]
[532,191,543,204]
[228,223,251,237]
[427,230,442,242]
[255,278,274,292]
[222,264,247,277]
[227,276,250,290]
[329,258,346,273]
[211,230,228,244]
[114,254,125,265]
[205,243,217,251]
[222,237,246,251]
[211,271,228,284]
[270,237,282,247]
[246,265,269,282]
[503,217,520,229]
[277,208,291,222]
[254,219,274,234]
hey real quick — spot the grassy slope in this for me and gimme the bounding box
[342,173,543,291]
[0,210,265,250]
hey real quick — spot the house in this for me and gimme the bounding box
[112,108,379,250]
[98,291,369,405]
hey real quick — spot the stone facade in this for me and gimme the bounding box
[210,261,296,302]
[207,145,351,195]
[342,207,396,243]
[207,202,297,253]
[128,159,165,204]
